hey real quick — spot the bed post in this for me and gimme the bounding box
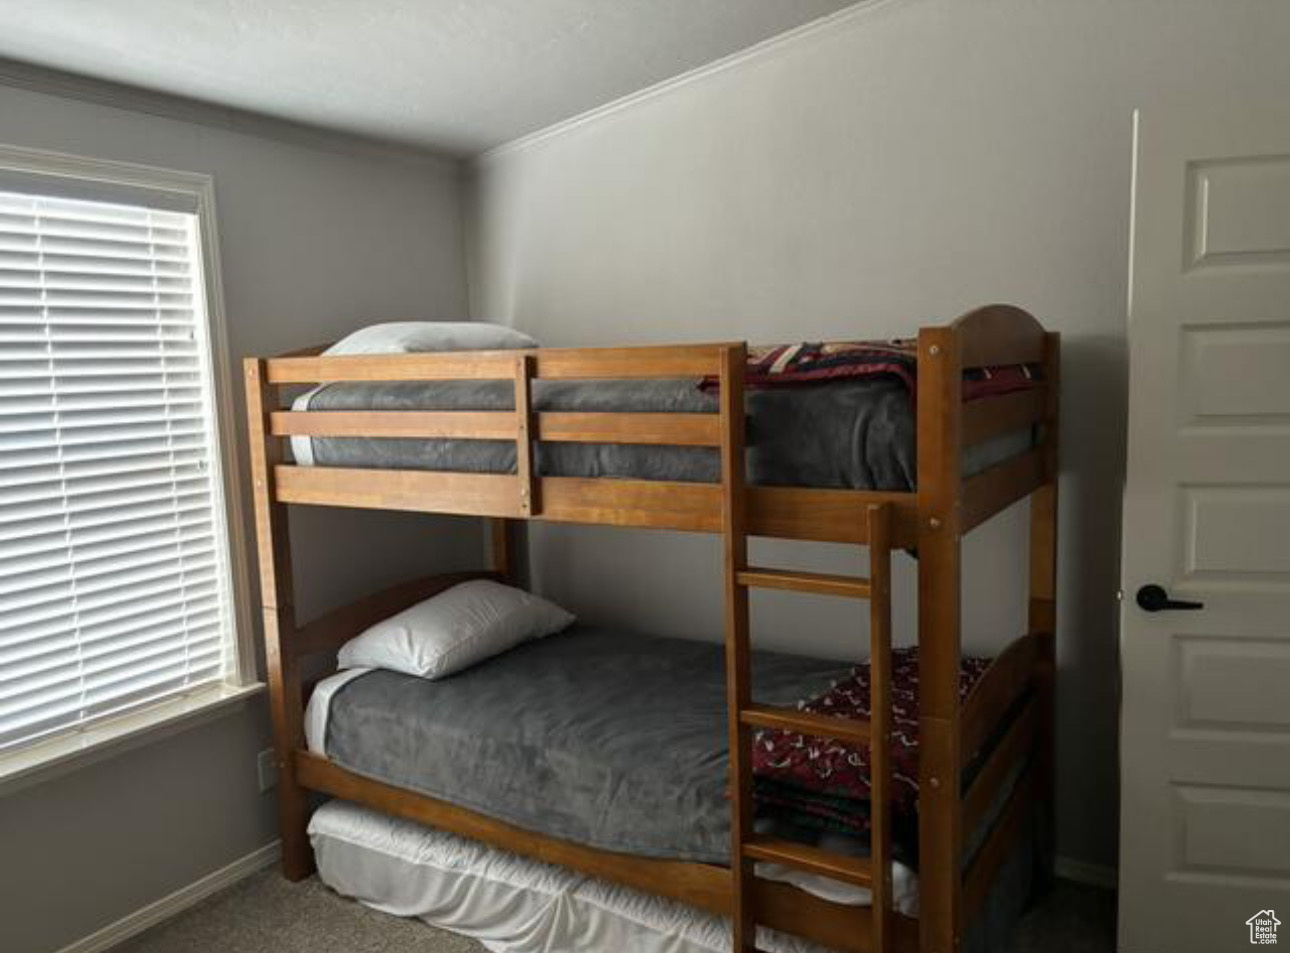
[244,358,313,881]
[916,327,964,953]
[1029,332,1060,880]
[489,518,522,585]
[718,343,756,953]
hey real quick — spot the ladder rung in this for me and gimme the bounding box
[744,836,874,887]
[736,567,871,599]
[740,704,870,744]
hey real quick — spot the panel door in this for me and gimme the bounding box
[1120,104,1290,952]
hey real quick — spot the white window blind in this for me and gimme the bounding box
[0,187,234,752]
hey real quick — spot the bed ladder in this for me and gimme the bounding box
[718,345,895,953]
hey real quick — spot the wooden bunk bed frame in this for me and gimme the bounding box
[243,304,1059,953]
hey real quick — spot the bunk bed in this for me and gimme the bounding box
[243,304,1059,953]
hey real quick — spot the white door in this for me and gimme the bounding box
[1121,104,1290,953]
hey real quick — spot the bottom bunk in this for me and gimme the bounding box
[297,621,1043,952]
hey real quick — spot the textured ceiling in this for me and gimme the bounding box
[0,0,860,155]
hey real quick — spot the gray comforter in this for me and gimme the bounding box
[295,377,921,489]
[323,626,849,863]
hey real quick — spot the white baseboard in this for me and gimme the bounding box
[1055,854,1118,889]
[55,840,282,953]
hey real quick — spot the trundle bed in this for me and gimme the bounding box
[244,304,1060,953]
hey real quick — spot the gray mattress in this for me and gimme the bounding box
[322,626,850,864]
[318,625,1023,870]
[291,378,1030,490]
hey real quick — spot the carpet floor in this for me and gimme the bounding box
[115,867,1116,953]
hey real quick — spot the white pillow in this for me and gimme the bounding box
[336,580,574,679]
[325,321,536,355]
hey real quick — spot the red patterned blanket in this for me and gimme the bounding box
[751,647,992,840]
[703,339,1039,400]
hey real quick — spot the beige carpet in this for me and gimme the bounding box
[116,868,1115,953]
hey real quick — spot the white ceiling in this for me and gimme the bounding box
[0,0,860,156]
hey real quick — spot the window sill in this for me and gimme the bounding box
[0,681,266,797]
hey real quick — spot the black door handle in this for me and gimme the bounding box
[1136,584,1204,612]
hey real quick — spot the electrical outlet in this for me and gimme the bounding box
[257,748,278,792]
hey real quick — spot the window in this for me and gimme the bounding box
[0,161,246,755]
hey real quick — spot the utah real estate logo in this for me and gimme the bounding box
[1248,910,1280,945]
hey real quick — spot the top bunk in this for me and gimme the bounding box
[243,304,1058,550]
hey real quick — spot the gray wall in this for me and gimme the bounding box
[0,84,479,953]
[467,0,1290,870]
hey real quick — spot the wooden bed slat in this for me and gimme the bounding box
[736,566,871,598]
[271,410,516,440]
[266,351,519,384]
[269,466,924,546]
[961,446,1046,532]
[961,632,1040,761]
[962,388,1045,448]
[743,837,873,887]
[740,704,871,744]
[538,412,721,446]
[745,486,917,547]
[274,465,523,518]
[540,476,722,532]
[534,344,726,379]
[294,752,732,913]
[272,409,722,447]
[267,344,726,384]
[962,696,1039,836]
[964,763,1037,919]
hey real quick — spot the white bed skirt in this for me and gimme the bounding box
[311,799,907,953]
